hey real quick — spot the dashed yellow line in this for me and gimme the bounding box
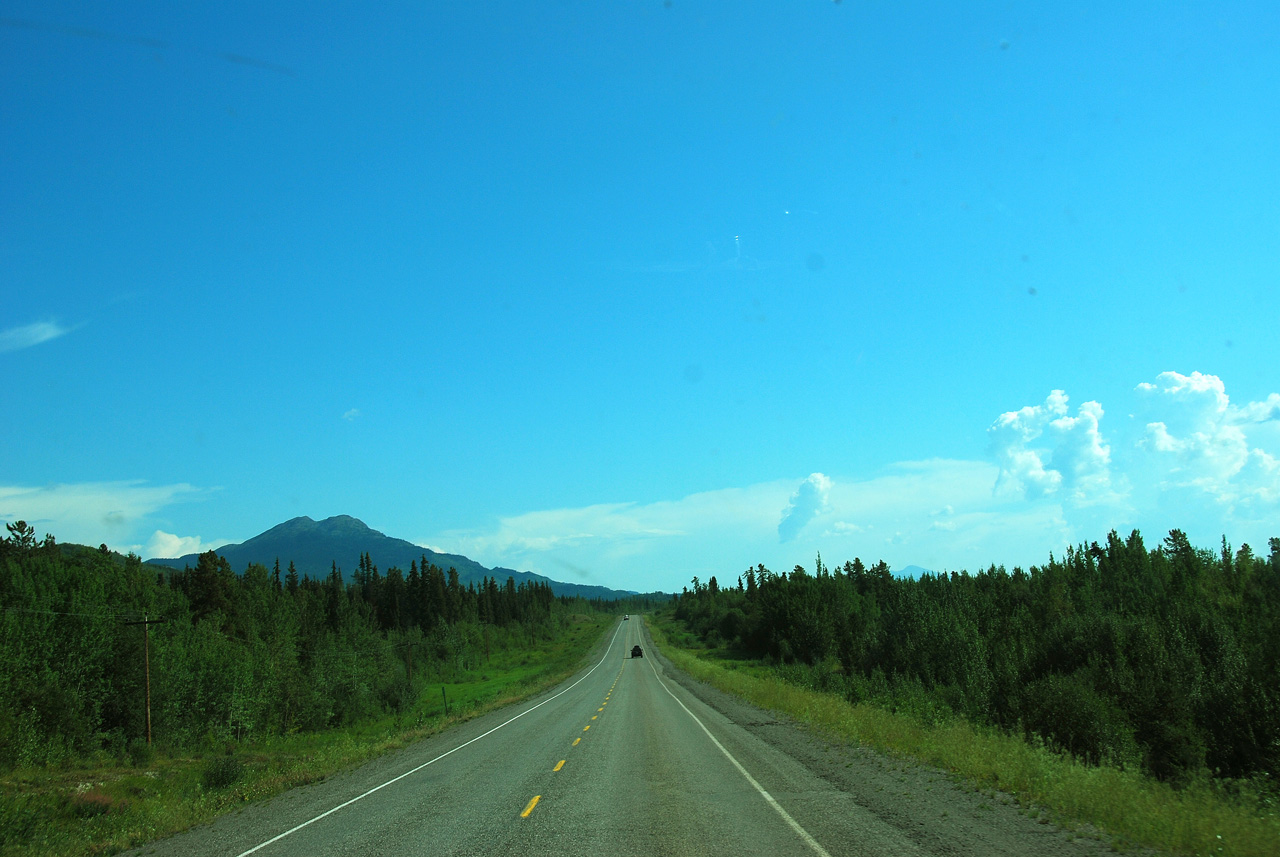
[520,795,540,818]
[553,760,565,772]
[572,737,581,746]
[583,725,590,731]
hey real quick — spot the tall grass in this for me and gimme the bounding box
[649,617,1278,857]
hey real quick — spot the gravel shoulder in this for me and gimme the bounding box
[643,625,1158,857]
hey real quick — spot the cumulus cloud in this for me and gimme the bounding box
[1137,371,1280,512]
[988,390,1113,503]
[141,530,229,560]
[778,472,832,542]
[0,321,72,353]
[1049,400,1115,504]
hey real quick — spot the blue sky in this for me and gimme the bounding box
[4,2,1278,593]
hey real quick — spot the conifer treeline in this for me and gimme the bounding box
[670,529,1280,783]
[0,522,596,768]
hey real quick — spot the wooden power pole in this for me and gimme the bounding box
[124,614,168,746]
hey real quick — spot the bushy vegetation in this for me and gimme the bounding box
[668,529,1280,786]
[0,520,603,768]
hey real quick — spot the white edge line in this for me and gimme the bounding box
[235,620,626,857]
[643,641,834,857]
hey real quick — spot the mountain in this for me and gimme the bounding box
[149,515,640,600]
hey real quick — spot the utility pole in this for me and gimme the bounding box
[124,614,168,746]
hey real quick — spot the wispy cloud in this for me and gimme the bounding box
[343,408,360,422]
[0,321,73,353]
[0,480,208,551]
[421,462,1036,591]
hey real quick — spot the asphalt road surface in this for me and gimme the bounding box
[127,618,1118,856]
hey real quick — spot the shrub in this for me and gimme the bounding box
[201,754,243,790]
[1021,672,1140,767]
[127,738,155,768]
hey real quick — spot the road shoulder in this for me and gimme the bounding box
[644,632,1155,857]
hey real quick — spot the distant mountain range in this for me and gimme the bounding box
[149,515,643,601]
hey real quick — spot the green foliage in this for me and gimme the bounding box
[0,612,612,857]
[666,528,1280,786]
[0,529,602,774]
[1019,672,1140,767]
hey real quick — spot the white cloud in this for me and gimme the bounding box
[827,521,863,534]
[1048,400,1115,504]
[988,390,1066,499]
[343,408,360,422]
[778,472,832,542]
[1236,393,1280,424]
[141,530,229,560]
[437,485,781,562]
[987,390,1116,505]
[0,321,72,353]
[0,481,206,551]
[982,371,1279,563]
[411,372,1280,592]
[424,480,794,589]
[1136,371,1280,513]
[421,460,1070,591]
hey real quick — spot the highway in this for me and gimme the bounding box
[128,618,1113,856]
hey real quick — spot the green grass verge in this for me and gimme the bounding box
[0,614,614,857]
[648,615,1278,857]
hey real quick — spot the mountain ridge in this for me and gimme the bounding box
[150,514,641,600]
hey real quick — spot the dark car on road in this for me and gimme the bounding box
[631,645,643,658]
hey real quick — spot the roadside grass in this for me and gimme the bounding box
[0,614,613,857]
[648,616,1278,857]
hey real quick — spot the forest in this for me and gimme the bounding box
[668,529,1280,785]
[0,521,615,769]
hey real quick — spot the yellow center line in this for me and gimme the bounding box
[583,725,590,731]
[591,715,598,720]
[572,737,581,746]
[553,760,565,772]
[597,707,604,712]
[520,795,540,818]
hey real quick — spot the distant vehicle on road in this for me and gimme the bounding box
[631,645,643,658]
[624,614,629,620]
